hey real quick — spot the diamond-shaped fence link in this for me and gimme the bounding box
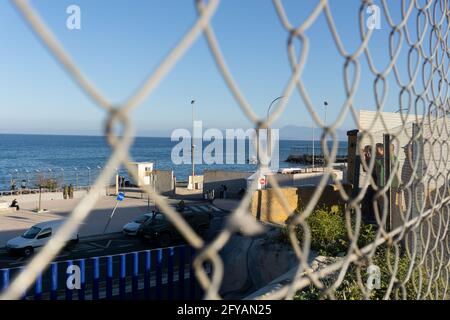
[1,0,450,300]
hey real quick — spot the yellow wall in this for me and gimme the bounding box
[251,185,351,225]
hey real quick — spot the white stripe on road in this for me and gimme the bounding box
[208,205,222,212]
[189,206,202,212]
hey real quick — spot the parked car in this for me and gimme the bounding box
[137,209,211,247]
[122,213,154,236]
[6,220,79,257]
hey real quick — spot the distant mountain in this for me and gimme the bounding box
[279,125,348,141]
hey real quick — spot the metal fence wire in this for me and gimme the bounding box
[2,0,450,300]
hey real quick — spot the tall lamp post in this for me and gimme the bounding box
[87,166,91,189]
[190,99,196,186]
[74,167,78,190]
[265,96,285,163]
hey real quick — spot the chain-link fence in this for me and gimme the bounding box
[1,0,450,300]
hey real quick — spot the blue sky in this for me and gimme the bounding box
[0,0,425,136]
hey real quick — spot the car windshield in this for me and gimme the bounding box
[154,214,165,220]
[133,215,150,223]
[22,226,42,239]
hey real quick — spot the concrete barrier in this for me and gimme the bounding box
[251,184,352,225]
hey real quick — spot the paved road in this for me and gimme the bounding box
[0,202,229,269]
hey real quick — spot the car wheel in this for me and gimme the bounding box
[23,247,34,257]
[158,233,171,247]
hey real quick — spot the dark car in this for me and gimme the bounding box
[137,209,211,247]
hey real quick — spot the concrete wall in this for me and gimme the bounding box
[268,170,345,189]
[250,184,352,225]
[204,170,253,198]
[154,170,175,195]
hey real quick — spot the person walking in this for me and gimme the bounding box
[373,143,388,225]
[69,184,74,199]
[63,185,68,200]
[361,145,376,223]
[390,143,404,230]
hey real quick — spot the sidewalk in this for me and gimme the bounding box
[0,194,154,247]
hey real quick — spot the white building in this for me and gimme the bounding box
[128,162,154,187]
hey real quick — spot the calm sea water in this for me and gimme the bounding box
[0,134,347,190]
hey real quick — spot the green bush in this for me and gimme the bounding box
[281,205,375,256]
[283,206,445,300]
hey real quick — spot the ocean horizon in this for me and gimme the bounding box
[0,133,347,191]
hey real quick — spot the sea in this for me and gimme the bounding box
[0,134,347,191]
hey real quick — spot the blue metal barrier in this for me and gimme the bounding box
[2,269,9,292]
[178,246,185,299]
[190,247,196,299]
[0,244,197,300]
[65,260,73,300]
[167,247,174,300]
[34,272,42,300]
[79,259,86,300]
[92,257,100,300]
[106,256,113,300]
[50,263,58,300]
[119,254,126,299]
[144,250,151,298]
[156,248,163,300]
[132,252,139,298]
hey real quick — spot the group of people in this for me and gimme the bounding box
[63,184,75,199]
[10,179,28,191]
[361,142,406,226]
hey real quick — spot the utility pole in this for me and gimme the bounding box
[266,96,285,163]
[312,126,315,171]
[191,99,196,188]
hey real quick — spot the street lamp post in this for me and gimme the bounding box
[312,126,315,171]
[190,99,196,187]
[264,96,285,164]
[324,101,328,126]
[87,166,91,189]
[74,167,78,190]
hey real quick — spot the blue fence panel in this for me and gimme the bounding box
[50,263,58,300]
[92,257,100,300]
[189,247,196,299]
[1,269,9,293]
[132,252,139,299]
[106,256,113,300]
[79,259,86,300]
[34,272,42,300]
[0,245,192,300]
[20,266,27,300]
[156,248,163,300]
[144,250,151,298]
[65,260,73,300]
[178,246,185,300]
[168,247,174,300]
[119,254,126,299]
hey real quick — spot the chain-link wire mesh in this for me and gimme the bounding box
[1,0,450,300]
